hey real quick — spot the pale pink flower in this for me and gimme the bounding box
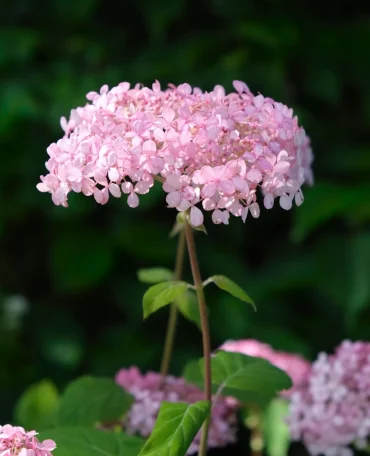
[219,339,311,395]
[287,341,370,456]
[0,424,56,456]
[38,80,313,226]
[115,367,238,454]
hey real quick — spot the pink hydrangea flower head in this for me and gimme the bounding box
[0,424,56,456]
[37,81,313,226]
[219,339,311,395]
[287,340,370,456]
[115,366,238,454]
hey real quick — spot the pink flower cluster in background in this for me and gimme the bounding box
[115,366,238,454]
[37,80,313,226]
[0,425,56,456]
[219,339,311,395]
[288,340,370,456]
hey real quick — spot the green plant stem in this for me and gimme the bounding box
[184,220,212,456]
[160,228,186,377]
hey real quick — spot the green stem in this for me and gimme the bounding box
[245,406,263,456]
[160,228,186,377]
[184,220,212,456]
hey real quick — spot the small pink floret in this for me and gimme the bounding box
[287,340,370,456]
[0,425,56,456]
[115,367,238,454]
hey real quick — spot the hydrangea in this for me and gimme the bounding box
[287,340,370,456]
[115,366,238,454]
[0,425,56,456]
[37,80,313,226]
[219,339,311,395]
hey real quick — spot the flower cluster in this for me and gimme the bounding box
[115,366,238,454]
[219,339,311,395]
[0,425,56,456]
[37,80,313,226]
[287,341,370,456]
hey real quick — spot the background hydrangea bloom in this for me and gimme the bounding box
[0,425,56,456]
[219,339,311,395]
[287,340,370,456]
[115,366,238,454]
[37,81,313,226]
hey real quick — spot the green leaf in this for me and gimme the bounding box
[206,275,256,310]
[57,376,133,426]
[138,401,210,456]
[137,267,174,284]
[38,427,143,456]
[292,183,370,241]
[176,291,201,329]
[262,399,290,456]
[143,281,188,319]
[185,351,292,404]
[14,379,59,430]
[347,233,370,326]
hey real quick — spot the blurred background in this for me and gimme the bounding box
[1,0,370,452]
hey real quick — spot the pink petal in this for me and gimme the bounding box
[153,128,165,142]
[135,180,150,194]
[249,202,260,218]
[41,439,57,451]
[36,183,50,192]
[190,206,204,227]
[232,177,247,192]
[108,167,120,182]
[163,107,175,123]
[202,182,217,198]
[217,179,235,196]
[101,187,109,204]
[109,183,121,198]
[274,161,290,174]
[122,182,133,194]
[229,202,242,217]
[233,80,249,94]
[279,194,292,210]
[128,192,139,208]
[295,191,304,206]
[93,188,103,203]
[143,140,157,156]
[166,191,181,207]
[212,209,224,224]
[166,174,182,190]
[263,193,274,209]
[177,198,191,211]
[254,95,264,109]
[202,198,216,211]
[246,169,262,183]
[241,207,249,222]
[107,151,117,167]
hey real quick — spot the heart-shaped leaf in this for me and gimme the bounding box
[205,275,256,310]
[138,401,210,456]
[38,427,143,456]
[57,376,133,426]
[14,379,59,430]
[185,351,292,404]
[143,281,188,319]
[137,268,174,284]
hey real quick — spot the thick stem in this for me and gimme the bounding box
[160,229,186,377]
[184,220,212,456]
